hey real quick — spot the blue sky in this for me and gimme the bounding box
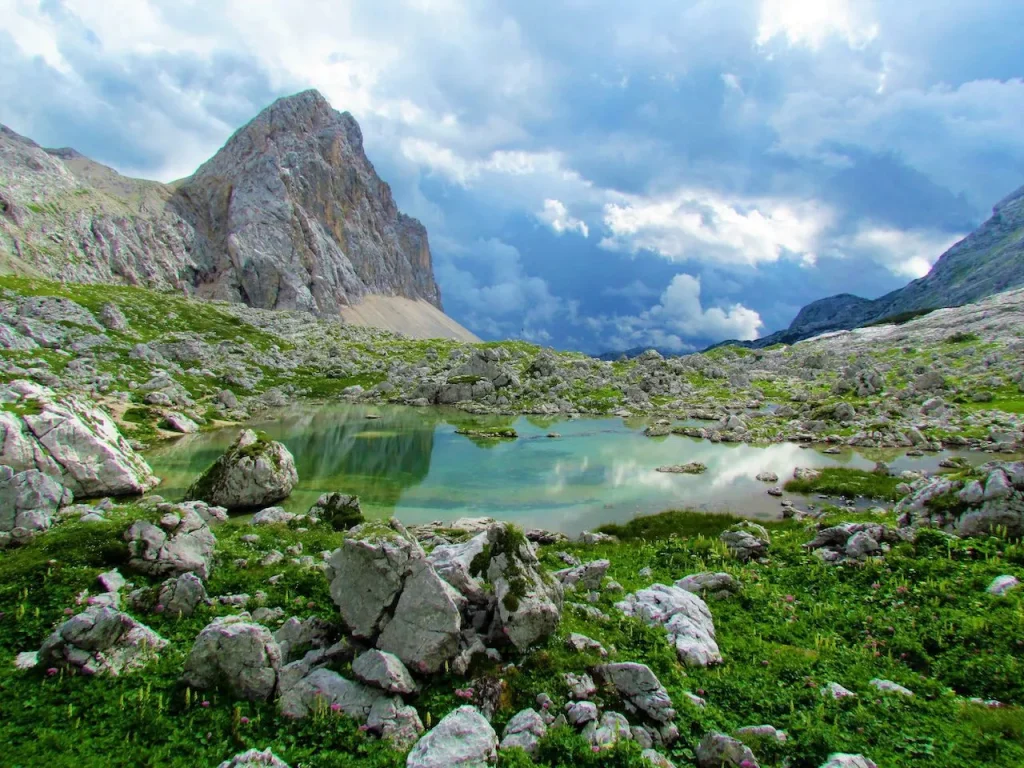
[2,0,1023,353]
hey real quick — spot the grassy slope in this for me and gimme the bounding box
[1,509,1023,767]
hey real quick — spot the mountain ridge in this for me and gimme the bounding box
[0,90,477,341]
[709,181,1024,350]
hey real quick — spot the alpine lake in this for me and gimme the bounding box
[143,403,996,535]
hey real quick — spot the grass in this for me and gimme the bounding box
[1,503,1023,767]
[783,468,906,501]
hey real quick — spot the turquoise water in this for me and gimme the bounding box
[146,404,969,535]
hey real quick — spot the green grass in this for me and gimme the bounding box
[2,504,1024,767]
[783,468,905,501]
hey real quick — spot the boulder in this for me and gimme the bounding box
[0,467,72,537]
[719,522,770,562]
[125,508,216,579]
[598,662,676,723]
[676,572,740,600]
[38,605,167,676]
[696,731,759,768]
[499,708,547,755]
[367,695,425,749]
[869,678,913,697]
[616,584,721,666]
[251,507,296,526]
[326,520,420,639]
[163,412,199,434]
[485,524,563,650]
[406,706,498,768]
[183,615,282,701]
[0,380,157,496]
[273,616,334,664]
[217,749,291,768]
[988,575,1021,596]
[642,750,676,768]
[427,532,489,603]
[377,558,463,674]
[352,649,417,695]
[158,572,208,618]
[326,520,462,673]
[186,429,297,509]
[583,712,633,747]
[278,666,383,720]
[819,756,877,768]
[308,492,364,530]
[553,559,609,591]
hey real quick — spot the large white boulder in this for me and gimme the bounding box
[186,429,297,509]
[406,706,498,768]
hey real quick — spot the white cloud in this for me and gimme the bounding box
[840,226,965,278]
[600,189,832,267]
[756,0,879,51]
[602,279,660,301]
[607,273,763,351]
[537,199,589,237]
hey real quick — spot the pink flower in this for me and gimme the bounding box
[63,608,74,616]
[761,660,769,667]
[741,761,756,768]
[591,746,601,753]
[871,582,880,590]
[306,601,315,609]
[239,716,250,725]
[784,595,795,603]
[541,701,550,710]
[896,585,909,594]
[201,700,210,708]
[696,689,705,696]
[330,703,342,713]
[153,604,165,614]
[46,667,58,677]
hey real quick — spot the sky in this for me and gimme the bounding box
[2,0,1023,354]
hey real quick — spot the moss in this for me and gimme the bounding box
[469,544,493,578]
[1,398,43,418]
[596,509,750,541]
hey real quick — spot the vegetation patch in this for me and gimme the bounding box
[783,467,905,501]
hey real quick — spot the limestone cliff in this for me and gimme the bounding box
[0,90,459,335]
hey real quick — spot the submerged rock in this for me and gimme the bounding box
[186,429,297,509]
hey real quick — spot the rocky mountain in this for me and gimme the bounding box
[716,183,1024,350]
[0,90,476,341]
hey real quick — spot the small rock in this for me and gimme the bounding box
[406,706,498,768]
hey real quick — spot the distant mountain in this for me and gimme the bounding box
[713,183,1024,350]
[0,90,478,341]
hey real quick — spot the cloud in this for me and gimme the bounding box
[600,189,833,267]
[602,279,660,301]
[756,0,879,51]
[536,199,589,237]
[607,273,764,352]
[839,226,965,278]
[434,238,565,339]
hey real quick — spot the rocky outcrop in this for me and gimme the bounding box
[125,508,216,580]
[0,92,474,339]
[895,461,1024,537]
[486,525,563,650]
[157,572,208,618]
[186,430,297,510]
[406,706,498,768]
[308,492,364,530]
[38,605,167,676]
[720,522,770,562]
[0,380,156,496]
[598,663,676,724]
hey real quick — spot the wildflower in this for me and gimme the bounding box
[761,660,769,667]
[784,594,795,603]
[896,585,909,594]
[240,716,250,725]
[591,746,601,753]
[871,582,880,590]
[201,700,210,708]
[46,667,58,677]
[63,608,74,616]
[741,761,756,768]
[330,703,342,713]
[306,601,315,609]
[153,604,165,614]
[696,689,705,696]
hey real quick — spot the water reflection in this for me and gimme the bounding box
[146,404,977,535]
